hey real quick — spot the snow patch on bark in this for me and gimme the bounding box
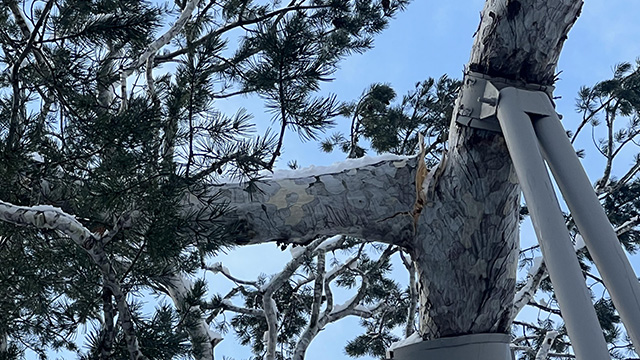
[330,293,358,315]
[317,235,343,250]
[387,331,422,352]
[29,152,44,163]
[268,154,411,180]
[208,262,231,277]
[574,234,585,251]
[290,245,307,258]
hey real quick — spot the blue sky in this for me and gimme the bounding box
[210,1,640,360]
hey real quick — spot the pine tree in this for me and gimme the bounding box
[319,63,640,359]
[206,1,640,359]
[0,0,410,359]
[2,0,640,360]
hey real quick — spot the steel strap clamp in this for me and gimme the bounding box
[455,70,556,133]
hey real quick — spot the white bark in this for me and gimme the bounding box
[512,257,546,321]
[205,262,259,287]
[412,0,583,338]
[126,0,200,76]
[262,291,279,360]
[160,273,220,360]
[201,0,585,343]
[0,202,146,360]
[118,0,199,103]
[292,245,395,360]
[212,157,418,246]
[118,65,128,114]
[535,331,559,360]
[259,237,327,360]
[400,251,418,338]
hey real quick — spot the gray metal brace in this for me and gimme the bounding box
[454,71,555,132]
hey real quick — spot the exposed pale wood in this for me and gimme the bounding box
[206,0,585,343]
[409,0,584,339]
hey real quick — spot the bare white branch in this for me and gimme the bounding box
[126,0,200,76]
[205,262,259,288]
[0,201,145,359]
[159,273,221,360]
[536,331,559,360]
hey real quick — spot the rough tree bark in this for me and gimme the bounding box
[214,0,585,341]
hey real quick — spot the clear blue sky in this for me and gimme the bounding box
[211,1,640,360]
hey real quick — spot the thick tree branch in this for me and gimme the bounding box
[469,0,583,85]
[410,0,584,339]
[208,156,418,246]
[124,0,199,76]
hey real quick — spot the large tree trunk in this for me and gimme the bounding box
[215,0,584,341]
[412,0,584,338]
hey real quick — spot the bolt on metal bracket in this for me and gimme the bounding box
[455,71,556,133]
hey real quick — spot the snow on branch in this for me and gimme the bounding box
[512,256,547,321]
[128,0,199,74]
[0,202,94,243]
[0,201,145,359]
[205,262,259,287]
[119,0,199,102]
[387,332,422,357]
[615,215,640,237]
[212,155,418,246]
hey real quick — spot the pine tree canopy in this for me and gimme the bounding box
[0,0,410,358]
[1,1,640,360]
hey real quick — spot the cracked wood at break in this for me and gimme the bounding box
[411,0,584,339]
[208,157,419,247]
[197,0,584,342]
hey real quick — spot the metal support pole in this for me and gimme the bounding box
[496,87,610,360]
[533,113,640,351]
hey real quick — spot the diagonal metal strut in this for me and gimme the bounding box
[495,86,640,359]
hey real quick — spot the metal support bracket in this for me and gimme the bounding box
[455,71,556,133]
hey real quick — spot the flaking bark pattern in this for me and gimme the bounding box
[413,126,520,338]
[470,0,583,85]
[411,0,583,339]
[213,158,418,246]
[210,0,585,344]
